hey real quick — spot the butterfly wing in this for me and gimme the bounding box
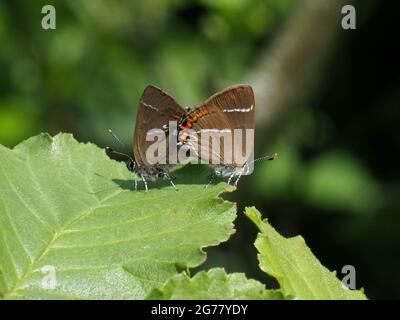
[186,85,255,168]
[133,85,185,167]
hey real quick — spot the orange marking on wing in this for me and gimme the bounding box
[178,109,210,132]
[186,110,209,127]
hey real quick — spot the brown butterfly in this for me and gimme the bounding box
[176,85,257,185]
[107,84,274,191]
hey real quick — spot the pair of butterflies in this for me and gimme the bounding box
[109,84,271,191]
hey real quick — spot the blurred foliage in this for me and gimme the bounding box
[0,0,399,299]
[254,144,381,214]
[0,0,295,147]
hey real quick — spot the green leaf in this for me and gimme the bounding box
[245,207,367,300]
[147,268,283,300]
[0,133,236,299]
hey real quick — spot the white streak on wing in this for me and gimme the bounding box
[200,129,231,133]
[141,100,159,111]
[223,104,253,113]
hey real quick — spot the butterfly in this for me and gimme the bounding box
[175,85,273,186]
[109,85,185,191]
[107,84,275,191]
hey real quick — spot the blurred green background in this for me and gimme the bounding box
[0,0,399,299]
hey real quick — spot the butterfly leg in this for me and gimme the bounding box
[233,171,243,187]
[164,172,178,191]
[227,172,236,185]
[204,173,215,188]
[234,165,248,187]
[169,179,178,191]
[141,174,148,192]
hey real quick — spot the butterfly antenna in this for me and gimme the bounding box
[251,153,278,164]
[108,128,126,147]
[105,147,133,161]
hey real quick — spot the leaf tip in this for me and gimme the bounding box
[245,206,264,230]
